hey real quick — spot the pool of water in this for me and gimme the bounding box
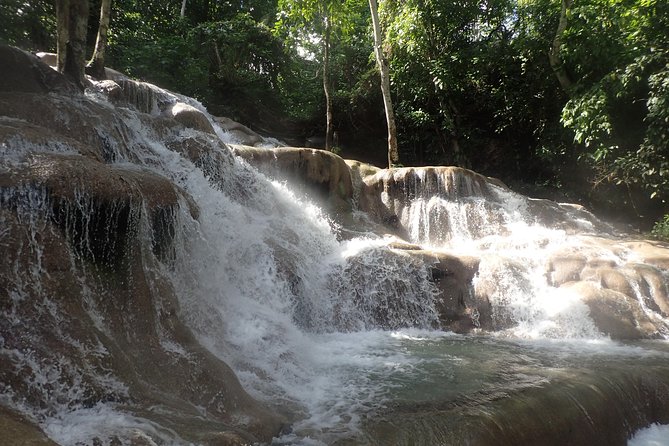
[272,331,669,445]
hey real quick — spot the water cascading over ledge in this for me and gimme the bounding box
[355,165,669,339]
[3,44,669,445]
[0,46,441,444]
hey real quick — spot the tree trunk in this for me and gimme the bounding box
[55,0,69,73]
[368,0,399,168]
[323,9,334,151]
[57,0,89,90]
[87,0,112,80]
[180,0,187,18]
[549,0,575,95]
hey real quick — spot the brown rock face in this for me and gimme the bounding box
[1,45,283,444]
[232,145,353,215]
[213,116,268,147]
[545,236,669,339]
[0,46,79,95]
[399,248,487,332]
[170,102,216,135]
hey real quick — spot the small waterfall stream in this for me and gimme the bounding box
[366,167,669,340]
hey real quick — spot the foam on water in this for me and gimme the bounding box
[83,102,440,439]
[629,423,669,446]
[43,404,181,446]
[383,173,668,340]
[5,84,669,445]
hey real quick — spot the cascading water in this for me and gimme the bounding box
[138,120,441,441]
[1,81,440,444]
[3,48,669,446]
[365,167,669,340]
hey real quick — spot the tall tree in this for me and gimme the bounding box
[56,0,89,89]
[549,0,574,95]
[368,0,399,167]
[277,0,361,151]
[322,8,334,150]
[87,0,112,79]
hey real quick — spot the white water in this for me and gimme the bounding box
[376,168,669,340]
[629,423,669,446]
[3,83,669,445]
[38,89,438,442]
[137,133,439,438]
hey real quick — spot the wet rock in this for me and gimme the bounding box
[358,166,504,239]
[526,198,612,233]
[390,246,486,332]
[111,78,174,114]
[0,406,58,445]
[430,251,487,331]
[564,281,658,339]
[1,152,197,265]
[213,116,264,146]
[0,47,284,444]
[94,79,124,101]
[170,102,215,135]
[542,236,669,338]
[0,92,141,162]
[620,239,669,271]
[35,51,57,67]
[0,45,79,95]
[345,159,381,205]
[331,246,440,331]
[232,145,353,214]
[546,254,587,286]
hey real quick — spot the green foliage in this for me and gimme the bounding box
[107,2,289,122]
[559,0,669,203]
[651,214,669,240]
[383,0,564,174]
[3,0,666,225]
[0,0,55,51]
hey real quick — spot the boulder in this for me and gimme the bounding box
[546,254,587,286]
[426,250,486,331]
[563,281,659,339]
[94,78,124,101]
[388,245,486,332]
[1,152,198,265]
[35,51,57,67]
[213,116,264,146]
[0,45,79,95]
[545,236,669,338]
[232,145,353,214]
[170,102,215,135]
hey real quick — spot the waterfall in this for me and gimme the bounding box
[3,49,669,445]
[365,167,669,339]
[1,86,440,444]
[129,114,440,434]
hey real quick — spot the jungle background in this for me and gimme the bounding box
[2,0,668,233]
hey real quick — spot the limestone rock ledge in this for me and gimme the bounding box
[1,44,284,444]
[232,144,353,215]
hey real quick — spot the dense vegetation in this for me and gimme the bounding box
[2,0,667,229]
